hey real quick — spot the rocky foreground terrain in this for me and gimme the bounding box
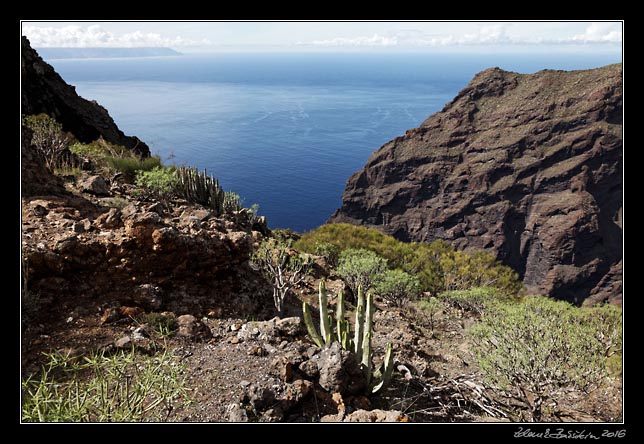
[20,134,499,422]
[331,64,623,306]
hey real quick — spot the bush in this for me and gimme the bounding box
[313,242,340,267]
[23,113,71,170]
[69,141,108,159]
[438,287,505,317]
[438,250,523,297]
[295,223,411,268]
[251,239,313,313]
[401,239,453,294]
[469,296,616,421]
[580,303,622,358]
[336,248,387,297]
[374,269,421,307]
[69,139,158,180]
[22,348,189,422]
[108,155,162,180]
[295,224,524,298]
[135,166,180,204]
[417,297,442,333]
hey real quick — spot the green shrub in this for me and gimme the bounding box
[374,269,421,307]
[295,224,524,298]
[438,287,506,317]
[272,228,301,243]
[69,139,156,180]
[295,223,411,268]
[135,166,180,204]
[401,239,454,294]
[580,303,622,358]
[313,242,340,267]
[437,250,524,297]
[69,141,108,159]
[469,296,614,421]
[336,248,387,297]
[23,113,71,170]
[22,348,190,422]
[417,297,442,333]
[108,155,162,179]
[53,164,82,178]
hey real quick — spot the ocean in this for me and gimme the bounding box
[44,51,621,232]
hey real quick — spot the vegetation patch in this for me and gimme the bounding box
[469,297,622,422]
[296,223,523,297]
[22,348,190,422]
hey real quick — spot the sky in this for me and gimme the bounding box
[21,21,623,54]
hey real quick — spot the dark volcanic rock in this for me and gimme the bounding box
[21,36,150,157]
[312,342,366,395]
[22,199,266,318]
[331,64,622,305]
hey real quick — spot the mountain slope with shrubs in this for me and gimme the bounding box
[20,40,622,423]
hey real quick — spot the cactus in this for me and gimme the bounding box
[302,282,394,394]
[361,291,375,386]
[176,166,225,215]
[303,302,324,348]
[318,281,334,344]
[336,291,352,350]
[354,286,365,357]
[370,342,395,393]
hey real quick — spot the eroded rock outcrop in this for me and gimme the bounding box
[21,36,150,157]
[331,64,622,305]
[22,196,268,318]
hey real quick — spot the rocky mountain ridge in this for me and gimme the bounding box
[21,36,150,157]
[331,64,623,306]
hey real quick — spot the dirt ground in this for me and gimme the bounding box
[20,289,623,423]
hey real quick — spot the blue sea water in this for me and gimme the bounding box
[45,52,621,232]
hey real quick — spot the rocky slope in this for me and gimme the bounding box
[21,183,267,322]
[21,36,150,157]
[331,64,622,306]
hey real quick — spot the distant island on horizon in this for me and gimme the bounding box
[34,47,182,60]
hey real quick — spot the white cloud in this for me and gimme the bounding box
[310,33,399,47]
[569,22,622,43]
[302,25,512,47]
[299,23,621,48]
[22,25,211,48]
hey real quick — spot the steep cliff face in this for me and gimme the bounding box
[21,36,150,157]
[331,64,622,306]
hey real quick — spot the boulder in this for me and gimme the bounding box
[94,208,122,229]
[78,175,110,196]
[312,342,366,395]
[132,284,163,310]
[177,314,212,340]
